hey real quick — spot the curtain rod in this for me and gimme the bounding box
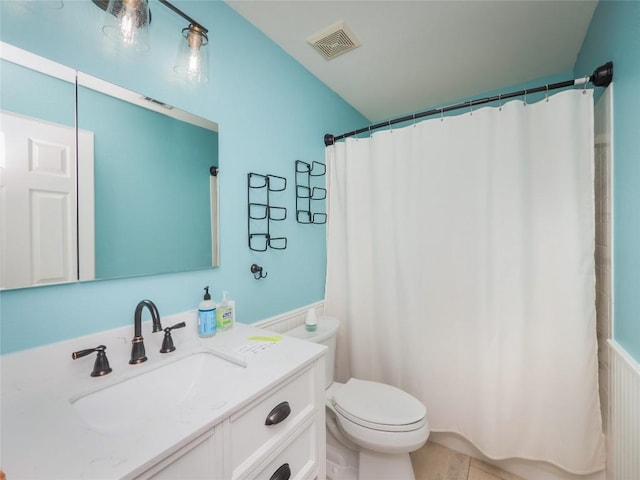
[324,62,613,147]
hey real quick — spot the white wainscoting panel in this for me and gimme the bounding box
[609,340,640,480]
[255,301,325,333]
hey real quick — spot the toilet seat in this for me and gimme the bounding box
[330,378,427,432]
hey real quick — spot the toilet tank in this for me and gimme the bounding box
[286,316,340,389]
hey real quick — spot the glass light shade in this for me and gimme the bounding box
[102,0,150,51]
[174,25,209,84]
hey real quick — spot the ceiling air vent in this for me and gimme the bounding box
[142,96,174,110]
[307,20,361,60]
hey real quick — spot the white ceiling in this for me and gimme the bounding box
[227,0,597,122]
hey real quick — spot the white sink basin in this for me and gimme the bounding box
[71,352,238,435]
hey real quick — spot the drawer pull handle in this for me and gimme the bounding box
[265,401,291,425]
[269,463,291,480]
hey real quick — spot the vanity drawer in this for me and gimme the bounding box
[248,420,317,480]
[230,366,315,471]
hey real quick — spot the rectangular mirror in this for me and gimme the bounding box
[77,73,219,280]
[0,43,219,290]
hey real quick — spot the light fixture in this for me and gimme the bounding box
[101,0,150,51]
[94,0,209,83]
[174,24,209,83]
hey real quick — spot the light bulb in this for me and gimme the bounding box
[174,25,209,83]
[102,0,150,51]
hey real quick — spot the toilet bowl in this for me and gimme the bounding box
[329,379,429,454]
[286,316,430,480]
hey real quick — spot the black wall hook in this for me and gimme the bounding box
[251,263,267,280]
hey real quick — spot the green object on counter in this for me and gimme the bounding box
[247,335,282,342]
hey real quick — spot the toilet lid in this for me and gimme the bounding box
[331,378,426,430]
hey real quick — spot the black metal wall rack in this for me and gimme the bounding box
[247,172,288,251]
[295,160,326,224]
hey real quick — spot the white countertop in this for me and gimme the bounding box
[0,310,325,479]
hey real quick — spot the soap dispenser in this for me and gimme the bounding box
[198,286,216,337]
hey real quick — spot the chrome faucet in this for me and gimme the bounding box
[130,299,163,364]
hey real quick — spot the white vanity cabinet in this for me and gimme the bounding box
[0,320,326,480]
[140,431,219,479]
[226,364,323,480]
[135,349,326,480]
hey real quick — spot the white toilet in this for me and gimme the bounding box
[287,316,429,480]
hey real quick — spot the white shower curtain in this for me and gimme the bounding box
[324,89,606,474]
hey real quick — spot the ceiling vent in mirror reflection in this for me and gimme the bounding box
[307,20,361,60]
[142,96,174,110]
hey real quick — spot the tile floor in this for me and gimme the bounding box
[410,441,525,480]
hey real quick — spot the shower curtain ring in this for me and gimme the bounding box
[440,108,444,122]
[523,89,528,106]
[498,94,502,111]
[545,84,549,102]
[583,75,588,94]
[412,113,416,128]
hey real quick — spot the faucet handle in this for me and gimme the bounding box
[72,345,112,377]
[160,322,186,353]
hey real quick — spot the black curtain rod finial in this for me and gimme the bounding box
[592,62,613,87]
[324,134,335,146]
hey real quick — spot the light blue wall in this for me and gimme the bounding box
[0,0,367,354]
[3,0,625,359]
[575,0,640,362]
[0,58,74,126]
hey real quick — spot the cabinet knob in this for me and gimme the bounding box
[269,463,291,480]
[265,401,291,426]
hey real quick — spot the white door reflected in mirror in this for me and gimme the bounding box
[0,111,95,289]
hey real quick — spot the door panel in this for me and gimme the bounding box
[1,111,77,288]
